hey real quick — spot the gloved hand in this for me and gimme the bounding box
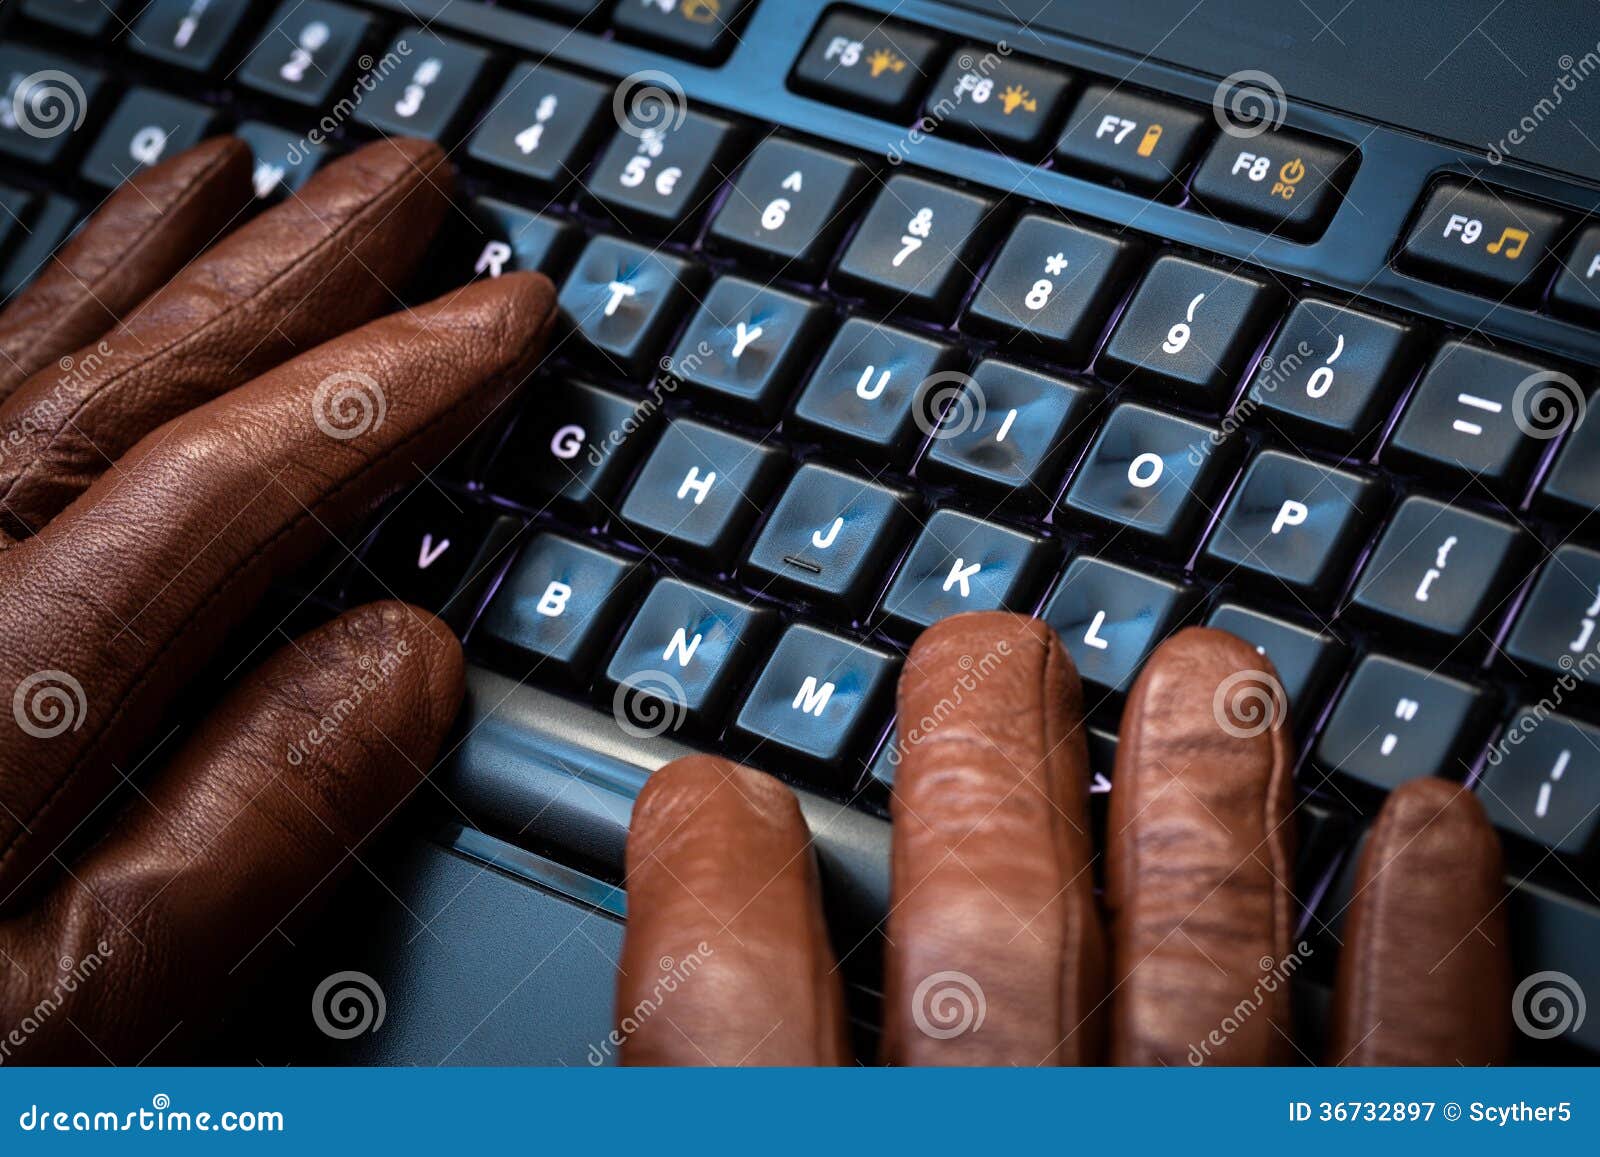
[0,136,554,1061]
[617,614,1512,1066]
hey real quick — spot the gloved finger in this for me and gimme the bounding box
[618,756,850,1066]
[881,612,1105,1066]
[0,601,462,1063]
[1106,627,1296,1065]
[0,137,254,403]
[0,136,452,540]
[0,272,555,910]
[1330,778,1511,1065]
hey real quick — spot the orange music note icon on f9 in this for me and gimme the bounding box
[1486,226,1530,259]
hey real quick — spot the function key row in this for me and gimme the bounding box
[788,7,1356,239]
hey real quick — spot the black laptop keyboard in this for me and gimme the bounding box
[2,0,1599,1057]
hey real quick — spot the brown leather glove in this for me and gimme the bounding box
[618,613,1513,1066]
[0,137,555,1062]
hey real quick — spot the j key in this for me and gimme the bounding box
[235,121,326,200]
[790,320,961,461]
[587,110,740,234]
[1202,451,1380,600]
[438,197,578,287]
[240,0,375,107]
[1099,256,1278,406]
[1055,84,1209,199]
[1477,709,1600,858]
[708,138,868,277]
[80,89,216,188]
[1551,223,1600,324]
[1384,342,1554,493]
[1205,604,1345,728]
[467,64,609,191]
[1245,300,1415,449]
[556,236,706,379]
[605,579,774,731]
[1540,389,1600,518]
[353,31,489,139]
[619,419,788,569]
[832,175,995,320]
[0,48,105,165]
[1041,556,1193,698]
[493,380,655,520]
[350,492,519,631]
[1190,128,1354,240]
[1400,182,1565,299]
[921,359,1096,502]
[735,625,899,766]
[476,534,640,682]
[744,464,914,615]
[23,0,120,36]
[1314,655,1487,794]
[1350,497,1527,646]
[964,213,1135,362]
[925,47,1073,156]
[0,194,77,297]
[790,11,944,122]
[1502,546,1600,680]
[665,277,829,419]
[879,510,1053,635]
[0,188,35,258]
[612,0,755,61]
[1064,403,1237,552]
[131,0,254,72]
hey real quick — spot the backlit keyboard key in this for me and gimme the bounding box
[832,174,995,319]
[239,0,374,107]
[467,63,609,191]
[879,510,1053,635]
[708,138,868,277]
[921,359,1096,502]
[735,625,899,766]
[1477,709,1600,858]
[1099,255,1278,406]
[1551,223,1600,324]
[1041,557,1193,698]
[354,30,490,140]
[1055,83,1209,199]
[1400,182,1565,299]
[790,10,943,121]
[790,319,961,461]
[493,380,656,520]
[612,0,755,61]
[437,197,579,286]
[1384,341,1558,494]
[80,89,216,188]
[1204,604,1345,728]
[1540,387,1600,518]
[666,277,829,419]
[744,464,914,615]
[588,109,740,234]
[964,212,1135,362]
[1501,545,1600,680]
[235,121,326,200]
[0,47,105,165]
[925,46,1072,157]
[131,0,253,72]
[556,236,706,379]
